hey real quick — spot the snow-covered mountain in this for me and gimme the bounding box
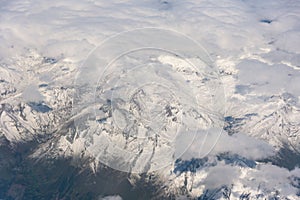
[1,0,300,199]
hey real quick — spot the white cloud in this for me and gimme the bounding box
[237,60,300,96]
[242,164,300,197]
[22,84,44,102]
[179,128,275,160]
[99,195,123,200]
[204,164,240,189]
